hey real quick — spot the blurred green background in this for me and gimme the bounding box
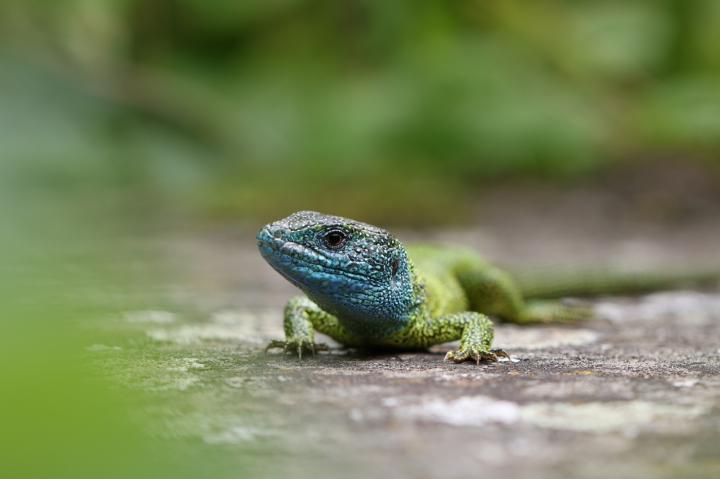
[3,1,720,478]
[3,0,720,224]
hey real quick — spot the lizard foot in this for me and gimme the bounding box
[265,339,329,359]
[444,347,509,365]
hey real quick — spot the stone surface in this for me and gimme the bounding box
[92,215,720,479]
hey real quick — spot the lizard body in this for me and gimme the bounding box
[257,211,590,363]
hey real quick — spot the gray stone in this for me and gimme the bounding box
[95,222,720,479]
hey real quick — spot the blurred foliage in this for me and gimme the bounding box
[2,3,720,476]
[0,177,227,478]
[0,93,275,474]
[2,0,720,222]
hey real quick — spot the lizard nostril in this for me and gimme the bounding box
[257,227,272,243]
[272,225,291,237]
[257,225,289,247]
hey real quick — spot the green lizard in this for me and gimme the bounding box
[257,211,715,364]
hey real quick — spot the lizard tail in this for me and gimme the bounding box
[513,267,720,299]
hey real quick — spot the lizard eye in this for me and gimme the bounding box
[391,258,399,277]
[322,230,348,250]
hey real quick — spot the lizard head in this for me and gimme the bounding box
[257,211,416,327]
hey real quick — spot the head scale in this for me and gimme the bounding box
[257,211,415,336]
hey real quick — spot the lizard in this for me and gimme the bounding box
[257,210,716,364]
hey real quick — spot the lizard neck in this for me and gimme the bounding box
[307,256,424,339]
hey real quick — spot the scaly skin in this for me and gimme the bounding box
[257,211,591,364]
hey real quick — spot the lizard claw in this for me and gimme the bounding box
[491,348,509,359]
[445,347,508,364]
[265,339,329,359]
[265,340,287,354]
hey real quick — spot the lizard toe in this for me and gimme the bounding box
[445,347,502,364]
[265,338,329,359]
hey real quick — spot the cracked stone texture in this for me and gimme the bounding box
[93,208,720,479]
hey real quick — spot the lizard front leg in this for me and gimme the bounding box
[266,296,353,358]
[403,312,507,364]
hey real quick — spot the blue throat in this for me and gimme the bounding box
[302,265,417,338]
